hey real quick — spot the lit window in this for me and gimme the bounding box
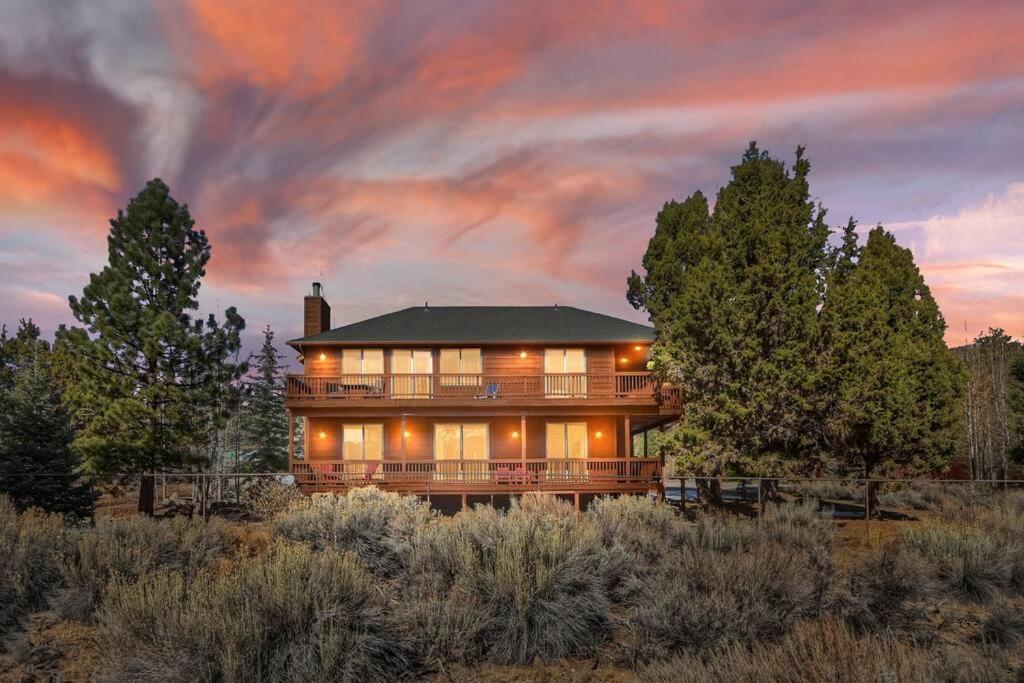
[440,348,482,386]
[342,424,384,461]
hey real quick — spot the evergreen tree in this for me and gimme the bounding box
[628,143,828,499]
[1009,354,1024,467]
[242,326,289,471]
[0,320,93,518]
[60,179,247,514]
[820,226,963,505]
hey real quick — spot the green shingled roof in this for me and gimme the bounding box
[289,306,654,345]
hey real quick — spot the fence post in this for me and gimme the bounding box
[864,479,871,544]
[757,478,763,518]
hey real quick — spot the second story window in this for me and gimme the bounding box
[342,349,383,376]
[544,348,587,397]
[440,348,481,386]
[392,349,433,397]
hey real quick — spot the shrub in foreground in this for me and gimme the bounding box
[273,487,432,577]
[55,514,232,620]
[838,542,934,631]
[0,496,73,636]
[401,499,626,667]
[643,619,1005,683]
[902,525,1014,603]
[99,542,411,682]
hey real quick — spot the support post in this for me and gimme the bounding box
[287,410,295,462]
[644,429,648,457]
[401,414,407,473]
[624,415,632,457]
[520,414,527,462]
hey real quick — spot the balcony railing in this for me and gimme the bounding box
[291,457,661,489]
[286,372,680,407]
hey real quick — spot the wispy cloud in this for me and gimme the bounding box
[0,0,1021,346]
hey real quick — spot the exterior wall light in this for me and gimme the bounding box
[319,352,327,361]
[620,357,628,363]
[634,345,643,351]
[594,431,603,439]
[318,431,327,439]
[404,431,411,438]
[512,430,520,438]
[519,350,527,359]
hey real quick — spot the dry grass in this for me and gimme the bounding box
[643,619,1010,683]
[0,497,73,636]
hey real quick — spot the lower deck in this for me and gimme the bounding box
[288,411,669,499]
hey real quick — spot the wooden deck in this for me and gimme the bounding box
[291,457,661,495]
[286,372,681,412]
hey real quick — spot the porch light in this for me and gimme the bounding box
[634,345,642,351]
[519,350,527,358]
[620,357,628,363]
[318,352,327,361]
[512,430,519,438]
[595,431,603,439]
[318,430,327,439]
[404,431,411,438]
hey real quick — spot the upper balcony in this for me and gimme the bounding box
[285,372,681,412]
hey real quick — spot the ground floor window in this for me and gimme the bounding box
[342,424,384,461]
[546,422,588,478]
[434,423,489,479]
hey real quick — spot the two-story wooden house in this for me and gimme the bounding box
[285,283,681,510]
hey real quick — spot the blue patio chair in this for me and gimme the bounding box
[476,382,500,399]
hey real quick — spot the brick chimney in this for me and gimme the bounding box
[304,282,331,336]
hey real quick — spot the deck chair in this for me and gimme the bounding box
[364,462,379,481]
[495,466,512,483]
[475,382,500,399]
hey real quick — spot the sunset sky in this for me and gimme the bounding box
[0,0,1021,351]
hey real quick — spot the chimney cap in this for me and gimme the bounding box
[312,282,322,297]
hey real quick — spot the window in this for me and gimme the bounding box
[391,349,433,397]
[439,348,482,385]
[342,424,384,461]
[545,422,588,459]
[546,422,588,478]
[434,423,489,479]
[341,349,384,375]
[544,348,587,397]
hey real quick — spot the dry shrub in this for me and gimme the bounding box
[98,542,411,682]
[55,515,232,621]
[272,487,432,577]
[836,542,933,631]
[620,543,821,663]
[902,524,1015,603]
[642,618,1006,683]
[0,496,73,636]
[981,604,1024,648]
[586,494,689,567]
[242,477,308,519]
[400,499,626,667]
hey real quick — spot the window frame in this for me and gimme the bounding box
[439,348,482,386]
[340,423,385,462]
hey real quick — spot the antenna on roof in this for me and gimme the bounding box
[554,303,559,309]
[424,301,429,310]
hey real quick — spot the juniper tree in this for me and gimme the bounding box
[628,143,829,502]
[60,179,247,515]
[242,325,289,471]
[1008,354,1024,468]
[819,226,963,510]
[0,320,93,518]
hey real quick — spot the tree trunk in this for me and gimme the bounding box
[138,473,156,516]
[865,479,881,520]
[759,478,781,514]
[696,477,723,509]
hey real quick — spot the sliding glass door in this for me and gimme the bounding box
[544,348,587,397]
[391,349,433,397]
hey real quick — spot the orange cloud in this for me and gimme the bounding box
[170,0,386,95]
[0,103,120,209]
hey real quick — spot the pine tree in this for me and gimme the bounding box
[0,320,93,518]
[242,326,289,471]
[60,179,247,514]
[629,143,828,499]
[820,226,963,507]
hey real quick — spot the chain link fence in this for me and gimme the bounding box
[2,473,1021,523]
